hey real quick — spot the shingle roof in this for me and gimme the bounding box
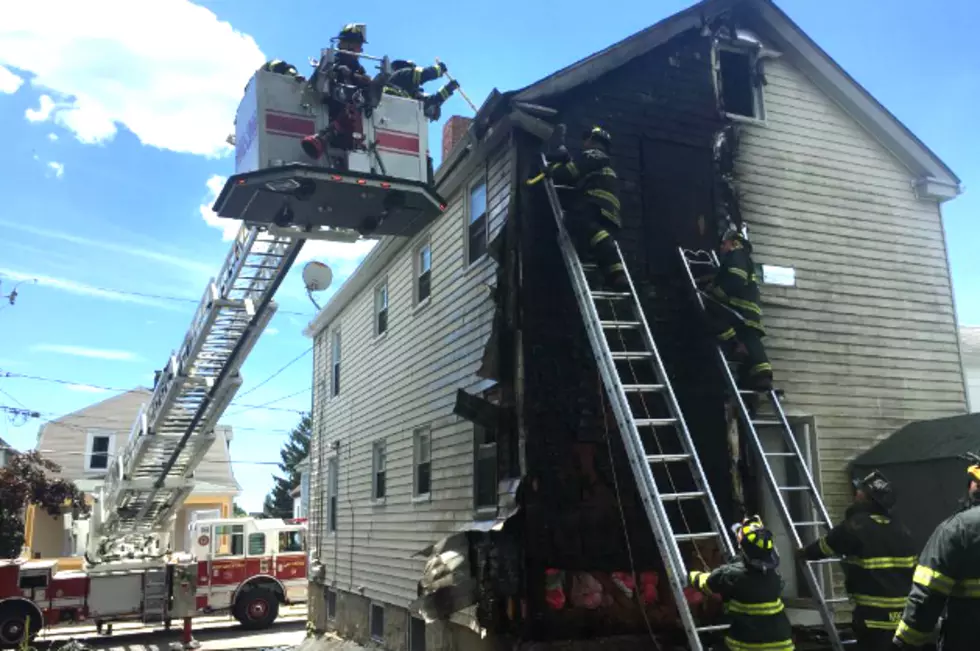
[851,413,980,467]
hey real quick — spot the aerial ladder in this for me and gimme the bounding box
[86,32,445,564]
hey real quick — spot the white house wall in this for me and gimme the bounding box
[309,143,512,608]
[737,54,967,517]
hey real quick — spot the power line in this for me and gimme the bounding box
[224,387,312,418]
[235,347,313,400]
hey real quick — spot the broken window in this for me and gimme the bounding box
[331,330,341,397]
[414,427,432,497]
[467,177,488,265]
[416,241,432,304]
[327,457,338,533]
[375,279,389,336]
[372,440,387,501]
[718,48,764,119]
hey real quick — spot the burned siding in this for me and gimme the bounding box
[516,29,736,639]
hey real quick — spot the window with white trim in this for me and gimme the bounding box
[327,456,338,533]
[717,46,766,120]
[466,177,488,265]
[416,241,432,305]
[330,329,341,397]
[374,279,389,336]
[413,427,432,498]
[372,440,387,501]
[85,430,115,472]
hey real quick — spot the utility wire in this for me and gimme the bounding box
[235,347,313,400]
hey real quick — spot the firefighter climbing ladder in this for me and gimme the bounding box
[678,247,847,651]
[537,153,733,651]
[92,225,306,554]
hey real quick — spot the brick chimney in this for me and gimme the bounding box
[442,116,474,163]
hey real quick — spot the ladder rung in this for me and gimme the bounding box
[764,452,796,457]
[600,320,640,329]
[661,491,705,502]
[611,351,653,361]
[591,290,630,300]
[807,557,839,565]
[623,383,664,393]
[752,419,782,426]
[696,624,730,633]
[826,597,850,604]
[635,418,677,428]
[675,532,719,542]
[793,520,825,527]
[581,263,598,271]
[646,453,692,464]
[778,486,811,492]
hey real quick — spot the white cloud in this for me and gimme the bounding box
[47,132,58,141]
[26,94,55,122]
[47,161,64,178]
[0,220,212,276]
[32,344,142,362]
[65,383,110,394]
[200,175,241,241]
[0,64,23,93]
[0,267,182,310]
[0,2,265,157]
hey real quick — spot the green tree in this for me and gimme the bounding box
[262,412,311,518]
[233,502,247,517]
[0,451,89,558]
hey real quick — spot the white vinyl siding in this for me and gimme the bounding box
[735,54,967,521]
[309,143,511,611]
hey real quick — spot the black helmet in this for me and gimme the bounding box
[733,515,779,571]
[338,23,367,44]
[584,126,611,149]
[718,219,748,243]
[852,470,896,512]
[391,59,414,71]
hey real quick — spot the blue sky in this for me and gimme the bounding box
[1,0,977,512]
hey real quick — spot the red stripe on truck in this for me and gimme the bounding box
[375,129,420,154]
[265,111,315,137]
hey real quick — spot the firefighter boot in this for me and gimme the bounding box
[301,127,331,160]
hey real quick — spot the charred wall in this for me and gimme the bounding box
[517,28,737,640]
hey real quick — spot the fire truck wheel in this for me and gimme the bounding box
[0,602,40,647]
[233,586,279,630]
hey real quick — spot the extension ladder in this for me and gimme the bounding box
[537,153,735,651]
[678,247,847,651]
[95,225,305,548]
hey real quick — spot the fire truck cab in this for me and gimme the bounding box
[190,517,308,629]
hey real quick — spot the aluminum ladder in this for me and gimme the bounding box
[537,154,734,651]
[678,247,847,651]
[93,225,305,551]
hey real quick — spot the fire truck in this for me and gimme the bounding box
[0,27,444,649]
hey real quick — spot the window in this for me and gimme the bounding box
[410,616,426,651]
[85,430,114,472]
[474,421,497,512]
[247,533,266,556]
[327,457,338,533]
[278,530,305,553]
[718,48,764,120]
[372,440,387,501]
[413,428,432,498]
[326,588,337,619]
[416,241,432,305]
[375,279,389,336]
[467,179,488,265]
[331,330,341,397]
[213,524,245,557]
[370,603,385,642]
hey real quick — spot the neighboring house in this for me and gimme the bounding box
[292,456,311,519]
[26,388,241,566]
[961,326,980,412]
[303,0,966,648]
[0,436,10,469]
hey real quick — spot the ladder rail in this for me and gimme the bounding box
[677,246,846,651]
[539,156,733,649]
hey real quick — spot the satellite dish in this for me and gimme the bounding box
[302,261,333,292]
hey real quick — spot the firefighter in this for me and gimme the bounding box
[688,515,795,651]
[893,461,980,650]
[302,23,371,161]
[797,470,915,650]
[260,59,304,81]
[545,126,626,290]
[701,222,772,392]
[384,60,459,120]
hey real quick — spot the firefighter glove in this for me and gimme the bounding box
[446,79,460,92]
[438,61,448,74]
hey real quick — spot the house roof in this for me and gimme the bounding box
[305,0,961,336]
[851,413,980,468]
